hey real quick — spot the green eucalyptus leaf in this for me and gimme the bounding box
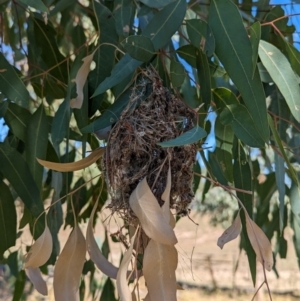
[284,40,300,77]
[177,45,197,67]
[93,0,186,96]
[215,116,234,182]
[18,0,48,12]
[196,49,211,108]
[26,105,48,191]
[0,143,44,218]
[249,21,261,78]
[158,125,206,147]
[268,114,298,184]
[0,181,16,259]
[88,2,119,115]
[114,0,135,37]
[4,103,31,141]
[12,270,26,301]
[51,98,71,148]
[186,19,215,57]
[180,76,200,108]
[212,87,239,110]
[139,0,173,8]
[258,62,273,83]
[208,0,269,143]
[170,58,185,88]
[275,153,286,233]
[121,35,155,62]
[234,143,256,286]
[100,278,118,301]
[81,89,130,133]
[259,40,300,122]
[220,104,265,148]
[0,53,29,107]
[33,18,68,84]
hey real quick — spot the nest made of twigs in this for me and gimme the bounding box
[104,68,197,223]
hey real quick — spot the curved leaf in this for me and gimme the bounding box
[245,215,273,271]
[186,19,215,56]
[259,40,300,122]
[86,199,119,279]
[143,240,178,301]
[196,49,212,108]
[70,50,96,109]
[93,0,186,96]
[0,181,16,258]
[220,104,265,147]
[158,125,206,147]
[25,268,48,296]
[0,143,44,218]
[208,0,269,143]
[121,35,155,62]
[18,0,48,12]
[116,229,138,301]
[129,178,177,245]
[217,213,241,249]
[26,105,48,191]
[25,225,52,268]
[53,224,86,301]
[170,58,185,88]
[0,53,29,107]
[249,22,261,78]
[114,0,135,37]
[37,147,105,172]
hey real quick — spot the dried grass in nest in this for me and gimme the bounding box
[104,69,197,223]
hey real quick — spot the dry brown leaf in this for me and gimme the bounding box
[86,199,119,279]
[116,228,138,301]
[143,239,178,301]
[70,50,96,109]
[217,214,241,249]
[53,224,86,301]
[25,225,52,268]
[37,147,104,172]
[245,216,273,271]
[25,267,48,295]
[129,178,177,245]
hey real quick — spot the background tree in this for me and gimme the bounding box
[1,0,300,300]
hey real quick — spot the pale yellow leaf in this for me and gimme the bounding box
[129,178,177,245]
[161,164,171,219]
[53,224,86,301]
[70,50,96,109]
[86,199,119,279]
[25,267,48,295]
[161,165,176,229]
[37,147,105,172]
[245,216,273,271]
[25,225,52,268]
[116,228,138,301]
[143,239,178,301]
[217,214,241,249]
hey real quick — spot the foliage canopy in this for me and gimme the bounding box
[1,0,300,299]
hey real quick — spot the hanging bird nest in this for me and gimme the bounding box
[104,68,198,223]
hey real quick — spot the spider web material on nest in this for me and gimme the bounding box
[104,69,198,222]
